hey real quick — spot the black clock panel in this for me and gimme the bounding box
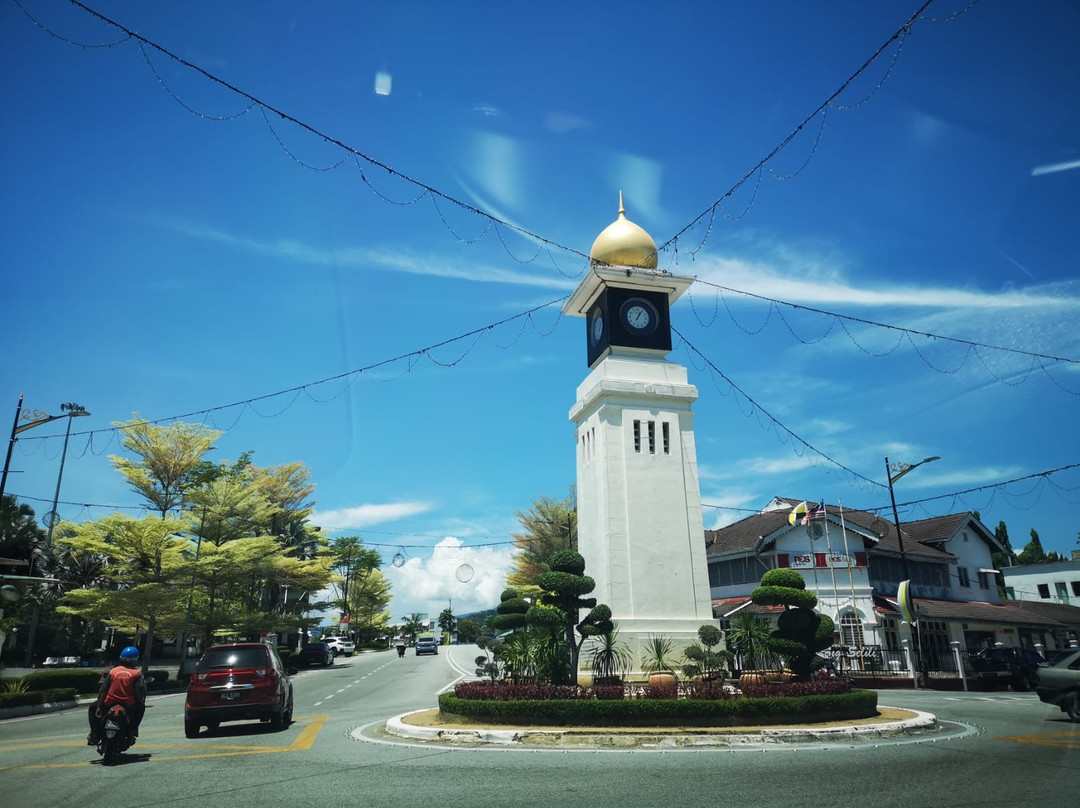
[586,287,671,366]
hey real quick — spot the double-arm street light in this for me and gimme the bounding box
[16,401,91,667]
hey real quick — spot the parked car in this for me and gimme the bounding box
[969,646,1043,691]
[415,635,438,656]
[1035,647,1080,722]
[184,642,294,738]
[296,641,335,667]
[321,636,355,657]
[1042,648,1080,667]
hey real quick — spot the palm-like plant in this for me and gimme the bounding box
[640,633,680,674]
[725,612,777,672]
[588,626,632,684]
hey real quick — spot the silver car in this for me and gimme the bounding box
[1035,648,1080,722]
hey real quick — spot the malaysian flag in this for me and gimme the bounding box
[801,501,826,524]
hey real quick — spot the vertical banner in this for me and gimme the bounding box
[898,580,917,625]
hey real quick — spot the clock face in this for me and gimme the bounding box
[620,297,658,335]
[590,309,605,345]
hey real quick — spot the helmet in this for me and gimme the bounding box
[119,646,140,663]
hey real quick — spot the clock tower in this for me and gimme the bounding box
[564,196,716,677]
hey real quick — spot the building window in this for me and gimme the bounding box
[648,420,656,454]
[1056,582,1069,603]
[977,571,990,589]
[840,613,864,648]
[710,557,771,587]
[882,617,899,651]
[1072,581,1080,597]
[633,420,641,453]
[662,422,670,454]
[1038,583,1050,599]
[957,567,970,587]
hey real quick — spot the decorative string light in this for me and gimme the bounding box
[674,327,883,489]
[685,280,1080,392]
[662,0,937,259]
[16,0,958,279]
[15,297,568,453]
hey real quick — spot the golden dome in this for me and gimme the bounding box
[589,192,658,269]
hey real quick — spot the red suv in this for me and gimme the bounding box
[185,643,295,738]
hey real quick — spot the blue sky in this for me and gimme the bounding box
[3,1,1078,624]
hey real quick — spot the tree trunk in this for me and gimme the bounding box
[143,615,156,675]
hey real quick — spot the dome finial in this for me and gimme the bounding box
[589,193,658,269]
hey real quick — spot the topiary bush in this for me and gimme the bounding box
[750,569,835,681]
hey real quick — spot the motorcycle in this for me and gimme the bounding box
[97,704,134,765]
[397,644,406,658]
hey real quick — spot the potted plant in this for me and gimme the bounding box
[682,624,733,682]
[640,634,679,687]
[589,626,631,686]
[725,613,777,687]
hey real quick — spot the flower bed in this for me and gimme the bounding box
[439,680,878,727]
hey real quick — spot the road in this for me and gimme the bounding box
[1,645,1077,808]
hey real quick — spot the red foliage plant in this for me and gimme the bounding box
[740,679,854,699]
[453,682,624,701]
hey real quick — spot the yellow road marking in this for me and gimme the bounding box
[0,714,330,770]
[995,730,1080,749]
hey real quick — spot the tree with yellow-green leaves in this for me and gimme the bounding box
[47,417,337,658]
[184,474,330,646]
[55,514,192,672]
[110,416,223,518]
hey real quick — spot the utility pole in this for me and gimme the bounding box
[885,454,940,688]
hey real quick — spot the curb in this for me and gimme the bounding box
[0,699,79,720]
[0,690,185,721]
[382,706,938,748]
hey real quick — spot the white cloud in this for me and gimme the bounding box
[385,537,514,619]
[313,501,434,530]
[156,218,575,291]
[687,253,1077,311]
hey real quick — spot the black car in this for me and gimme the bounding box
[969,646,1043,691]
[296,641,334,667]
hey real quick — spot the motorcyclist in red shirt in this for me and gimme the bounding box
[87,646,146,745]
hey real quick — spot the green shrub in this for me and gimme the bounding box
[21,670,104,693]
[0,687,78,709]
[438,688,878,727]
[146,669,170,690]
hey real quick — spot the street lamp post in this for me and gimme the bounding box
[21,402,91,667]
[885,454,940,688]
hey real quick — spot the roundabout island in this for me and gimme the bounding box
[379,704,941,749]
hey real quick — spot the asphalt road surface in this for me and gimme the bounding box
[1,645,1076,808]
